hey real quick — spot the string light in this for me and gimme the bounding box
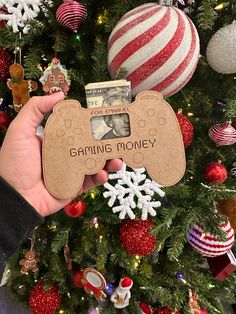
[99,235,103,242]
[214,2,227,11]
[97,10,108,24]
[59,310,65,314]
[75,34,81,41]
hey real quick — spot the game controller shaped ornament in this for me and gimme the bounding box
[43,91,186,199]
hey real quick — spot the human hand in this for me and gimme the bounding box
[0,92,122,217]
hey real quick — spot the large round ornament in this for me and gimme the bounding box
[119,219,156,256]
[56,0,87,33]
[187,221,235,257]
[208,121,236,146]
[206,21,236,74]
[0,48,13,82]
[29,281,61,314]
[107,3,200,97]
[176,111,193,148]
[203,161,227,184]
[0,110,11,129]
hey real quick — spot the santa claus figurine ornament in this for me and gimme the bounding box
[110,277,133,309]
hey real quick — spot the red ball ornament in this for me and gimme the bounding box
[187,222,235,257]
[176,111,193,148]
[71,270,84,288]
[0,7,8,27]
[119,219,156,256]
[203,161,227,184]
[0,110,11,129]
[139,302,153,314]
[108,3,200,97]
[56,0,87,33]
[64,199,87,217]
[29,281,61,314]
[208,121,236,146]
[153,307,180,314]
[0,48,13,82]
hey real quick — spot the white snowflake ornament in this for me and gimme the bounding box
[0,0,42,33]
[103,163,165,220]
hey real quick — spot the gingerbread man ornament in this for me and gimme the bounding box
[7,63,38,112]
[19,249,40,274]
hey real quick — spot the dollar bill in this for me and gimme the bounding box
[85,80,132,140]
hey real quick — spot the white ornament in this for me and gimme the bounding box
[206,21,236,74]
[110,277,133,309]
[103,163,165,220]
[0,0,42,33]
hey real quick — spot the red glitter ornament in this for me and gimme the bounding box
[64,199,87,217]
[203,161,227,184]
[153,307,180,314]
[29,281,61,314]
[176,111,193,148]
[0,111,11,129]
[119,219,156,256]
[139,302,153,314]
[56,0,87,33]
[0,48,13,82]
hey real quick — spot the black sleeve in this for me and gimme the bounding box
[0,177,44,277]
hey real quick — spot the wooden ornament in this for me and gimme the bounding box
[43,91,186,199]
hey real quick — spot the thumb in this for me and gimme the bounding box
[15,92,65,129]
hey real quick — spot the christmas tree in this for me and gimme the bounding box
[1,0,236,313]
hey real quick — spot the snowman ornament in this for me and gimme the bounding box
[110,277,133,309]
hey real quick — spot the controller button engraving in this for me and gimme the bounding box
[132,152,144,164]
[138,120,146,128]
[65,119,72,128]
[85,158,97,169]
[158,117,166,126]
[147,109,155,117]
[149,129,157,136]
[56,130,65,137]
[74,128,82,135]
[67,136,74,145]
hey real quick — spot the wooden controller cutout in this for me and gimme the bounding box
[42,91,186,199]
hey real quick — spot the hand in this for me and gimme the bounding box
[0,92,122,217]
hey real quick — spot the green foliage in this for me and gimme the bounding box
[3,0,236,313]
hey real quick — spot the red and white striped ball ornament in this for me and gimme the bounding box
[56,0,87,33]
[208,121,236,146]
[188,222,235,257]
[107,3,200,97]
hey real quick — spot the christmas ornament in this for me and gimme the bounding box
[0,48,13,82]
[7,63,38,112]
[153,307,180,314]
[64,199,87,217]
[187,221,235,257]
[75,268,107,301]
[72,270,84,288]
[208,121,236,146]
[176,110,193,148]
[0,110,11,129]
[189,289,201,314]
[207,250,236,281]
[56,0,87,33]
[105,282,115,295]
[139,302,153,314]
[206,21,236,74]
[104,163,165,220]
[19,249,39,274]
[107,3,200,97]
[64,244,72,270]
[216,199,236,231]
[39,57,71,95]
[0,7,8,27]
[110,277,133,309]
[0,0,42,33]
[120,219,157,256]
[29,281,61,314]
[203,161,227,184]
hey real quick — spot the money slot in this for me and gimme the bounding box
[90,113,131,140]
